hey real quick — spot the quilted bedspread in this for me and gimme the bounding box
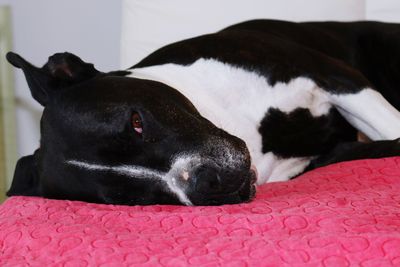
[1,157,400,266]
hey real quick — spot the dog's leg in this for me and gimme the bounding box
[329,88,400,140]
[305,139,400,172]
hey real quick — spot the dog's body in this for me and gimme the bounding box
[131,20,400,183]
[7,20,400,205]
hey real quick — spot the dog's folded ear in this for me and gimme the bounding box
[6,52,100,106]
[7,153,41,197]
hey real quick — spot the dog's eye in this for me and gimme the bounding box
[132,112,143,135]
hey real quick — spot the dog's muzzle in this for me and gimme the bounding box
[180,162,258,206]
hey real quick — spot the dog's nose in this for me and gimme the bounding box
[193,166,222,194]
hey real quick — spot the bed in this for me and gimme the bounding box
[1,157,400,266]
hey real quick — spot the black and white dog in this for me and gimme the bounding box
[6,20,400,206]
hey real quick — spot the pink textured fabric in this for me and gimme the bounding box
[1,157,400,266]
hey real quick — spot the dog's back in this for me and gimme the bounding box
[222,20,400,109]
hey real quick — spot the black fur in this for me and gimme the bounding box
[259,108,356,157]
[8,152,41,196]
[134,20,400,101]
[134,20,375,94]
[305,139,400,171]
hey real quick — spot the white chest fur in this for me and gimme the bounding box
[130,58,332,183]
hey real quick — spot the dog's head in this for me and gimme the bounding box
[7,52,256,206]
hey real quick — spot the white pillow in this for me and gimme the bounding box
[120,0,365,68]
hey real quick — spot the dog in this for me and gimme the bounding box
[6,19,400,206]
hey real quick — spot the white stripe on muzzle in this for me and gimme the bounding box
[66,159,193,206]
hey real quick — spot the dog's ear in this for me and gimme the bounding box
[7,154,41,197]
[6,52,100,106]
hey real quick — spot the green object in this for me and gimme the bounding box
[0,6,17,202]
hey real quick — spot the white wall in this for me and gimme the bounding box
[0,0,122,157]
[367,0,400,22]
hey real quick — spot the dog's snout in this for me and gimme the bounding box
[192,166,222,194]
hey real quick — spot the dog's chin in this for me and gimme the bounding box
[188,169,258,206]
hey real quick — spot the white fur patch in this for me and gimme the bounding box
[130,59,332,182]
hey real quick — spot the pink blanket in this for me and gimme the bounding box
[1,157,400,266]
